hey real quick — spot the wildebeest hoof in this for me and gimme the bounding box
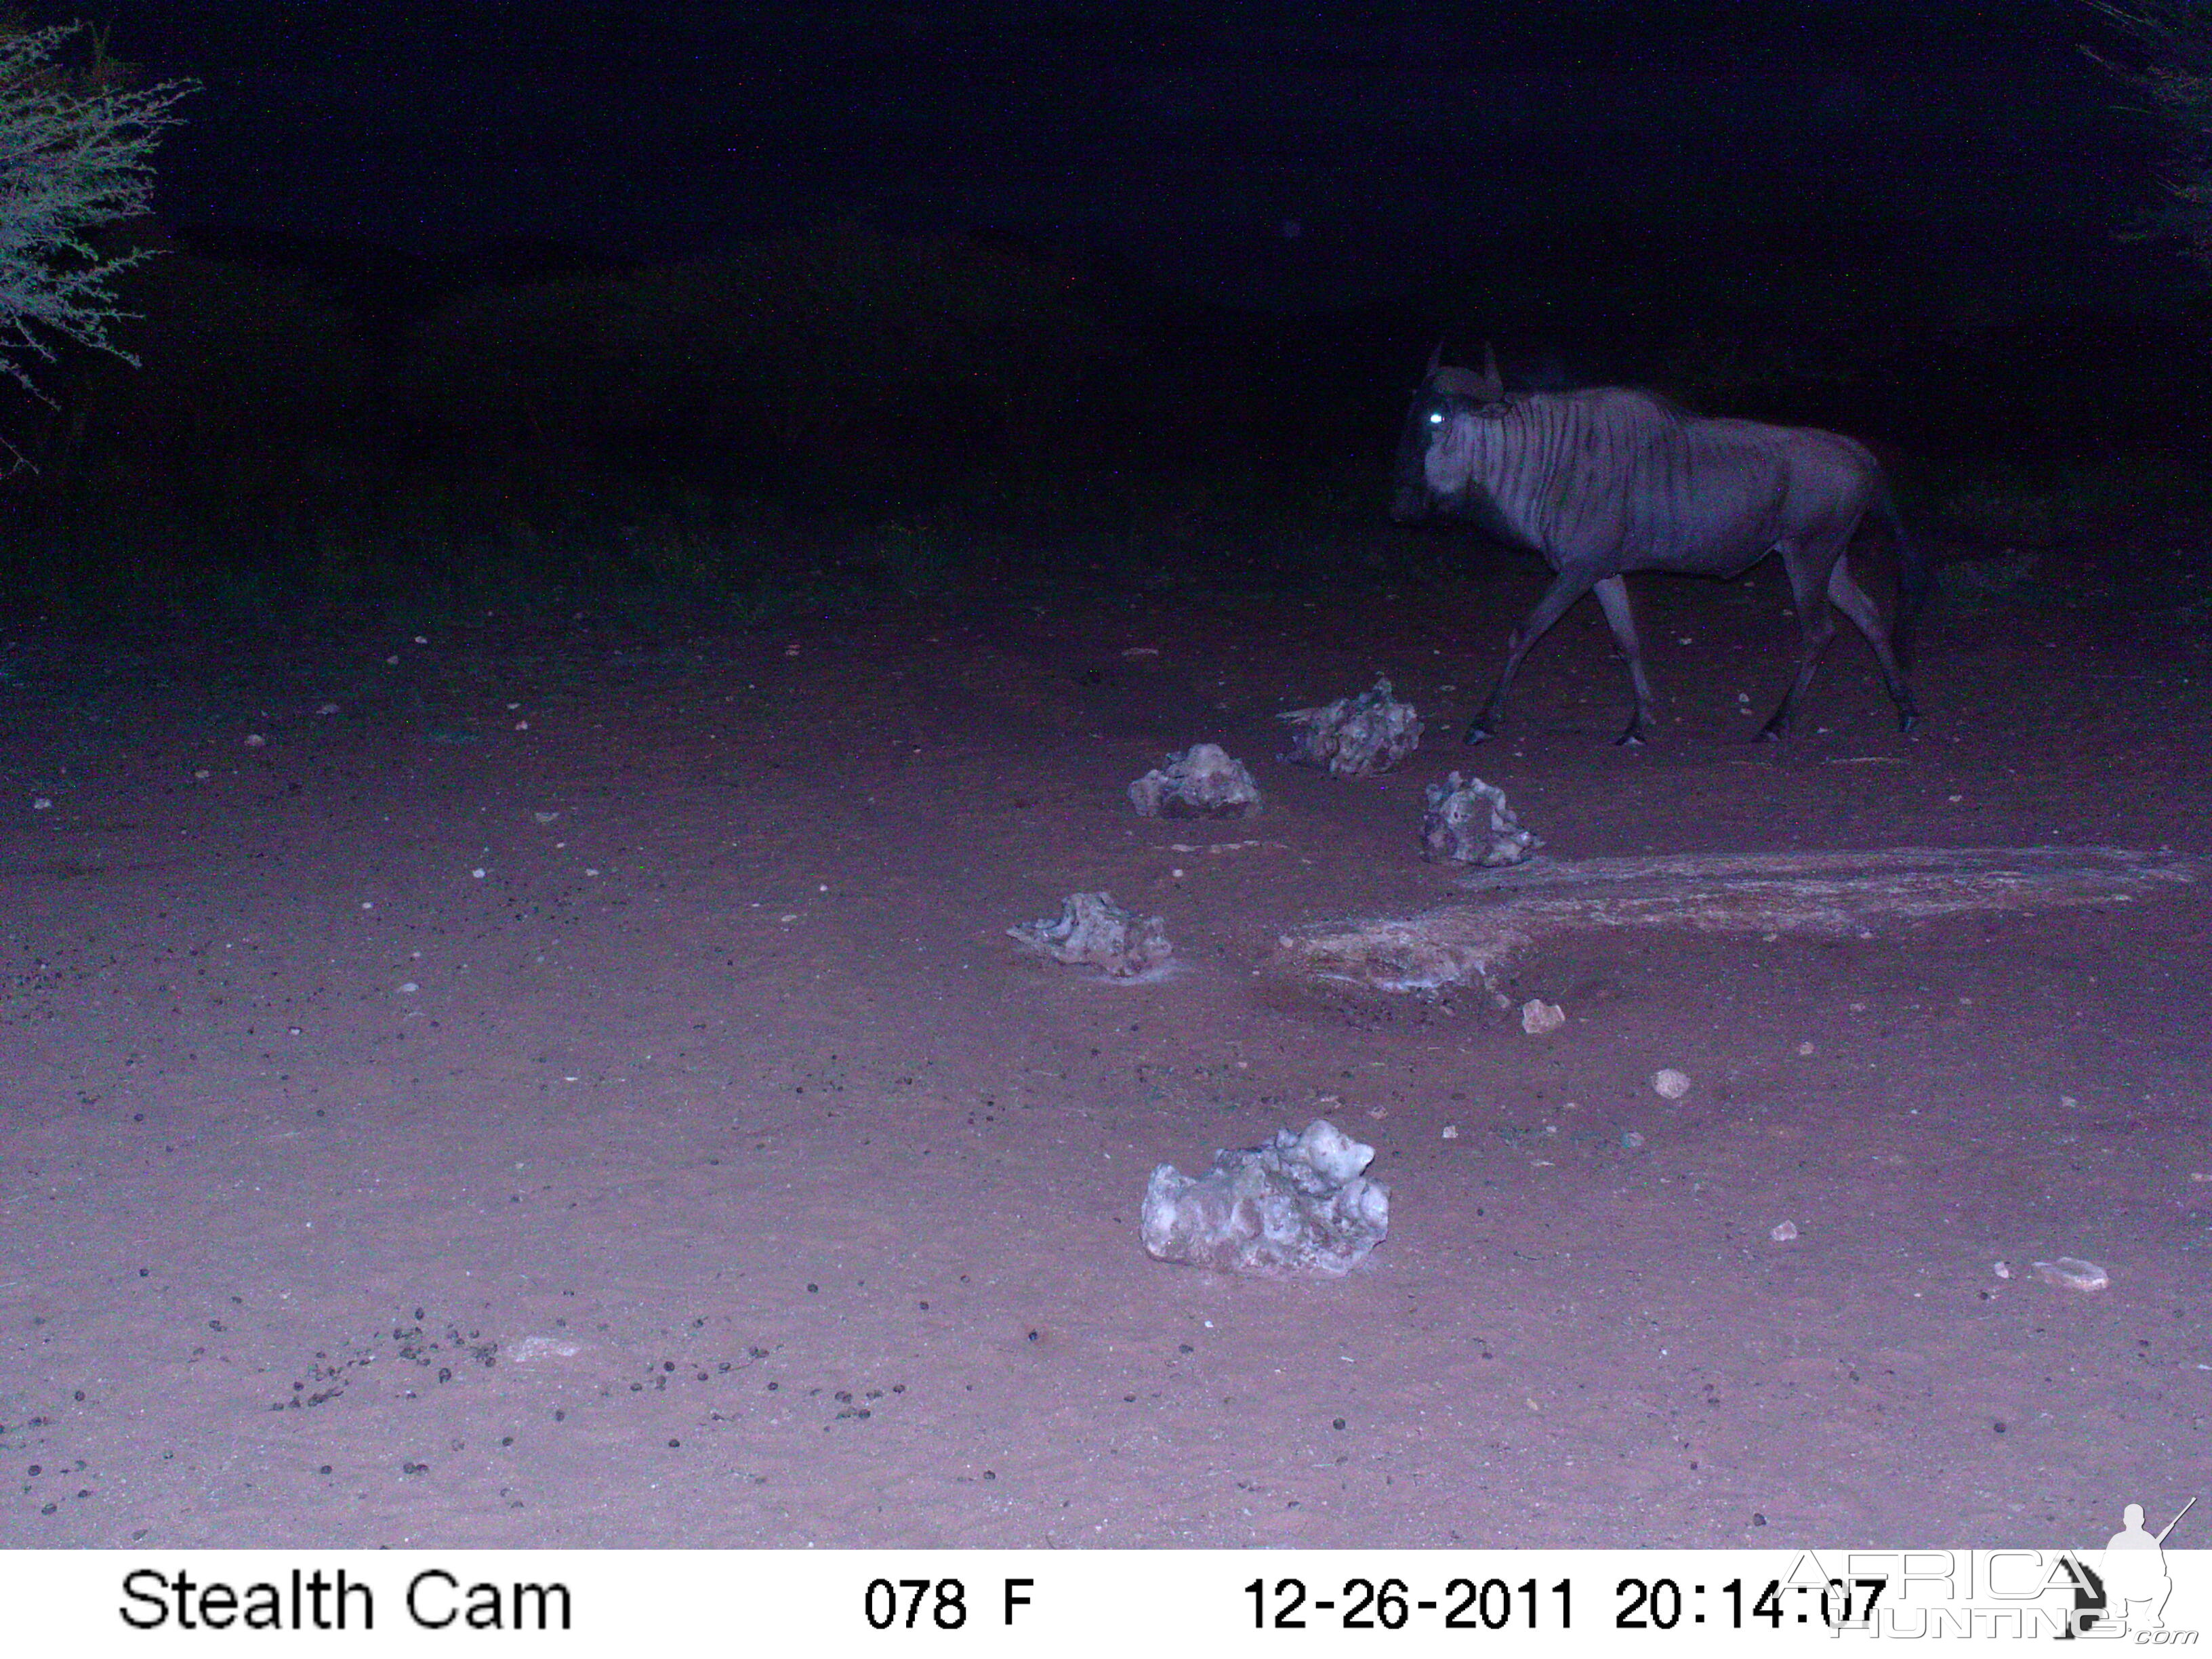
[1462,722,1494,746]
[1898,710,1921,733]
[1614,729,1646,748]
[1755,724,1788,742]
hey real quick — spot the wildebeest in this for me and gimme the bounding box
[1392,345,1932,745]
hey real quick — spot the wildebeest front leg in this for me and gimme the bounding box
[1592,575,1658,745]
[1823,556,1922,731]
[1466,569,1599,743]
[1759,549,1840,739]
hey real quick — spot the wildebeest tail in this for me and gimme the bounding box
[1879,483,1934,672]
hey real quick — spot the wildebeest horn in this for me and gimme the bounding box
[1427,344,1506,401]
[1426,340,1443,379]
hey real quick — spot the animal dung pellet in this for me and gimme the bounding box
[1141,1118,1390,1275]
[1008,891,1171,978]
[1519,998,1566,1036]
[1279,676,1424,777]
[1422,772,1542,867]
[1652,1067,1693,1100]
[2033,1256,2110,1292]
[1126,742,1263,819]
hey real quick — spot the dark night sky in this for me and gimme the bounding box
[94,1,2163,312]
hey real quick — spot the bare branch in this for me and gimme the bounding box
[2085,0,2212,268]
[0,22,197,467]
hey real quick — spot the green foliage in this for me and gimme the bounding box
[10,210,2209,638]
[0,22,194,451]
[0,220,1279,628]
[88,249,371,438]
[1937,548,2046,611]
[1932,468,2067,550]
[2088,1,2212,268]
[390,224,1138,471]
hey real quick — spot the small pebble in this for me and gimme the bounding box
[1622,1130,1645,1149]
[1770,1221,1798,1242]
[1652,1068,1692,1101]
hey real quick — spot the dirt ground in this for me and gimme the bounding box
[3,556,2206,1550]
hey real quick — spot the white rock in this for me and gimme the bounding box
[1520,998,1566,1036]
[1423,772,1542,867]
[1008,891,1171,979]
[1279,677,1423,777]
[1652,1068,1693,1100]
[1141,1118,1389,1275]
[2033,1257,2109,1292]
[506,1336,584,1363]
[1127,743,1262,819]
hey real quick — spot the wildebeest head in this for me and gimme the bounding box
[1390,342,1507,523]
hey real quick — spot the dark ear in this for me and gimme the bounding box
[1478,342,1504,401]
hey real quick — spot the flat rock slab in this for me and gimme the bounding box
[1275,845,2196,996]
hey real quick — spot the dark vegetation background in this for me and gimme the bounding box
[4,1,2211,638]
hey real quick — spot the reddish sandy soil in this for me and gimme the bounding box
[2,557,2206,1550]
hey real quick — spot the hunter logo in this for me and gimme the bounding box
[2072,1497,2195,1639]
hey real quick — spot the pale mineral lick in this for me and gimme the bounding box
[1127,742,1263,819]
[1008,891,1172,978]
[1278,676,1424,777]
[1422,772,1542,867]
[1140,1118,1390,1275]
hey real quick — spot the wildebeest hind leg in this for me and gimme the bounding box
[1825,556,1921,731]
[1467,569,1599,743]
[1759,550,1839,739]
[1592,575,1658,744]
